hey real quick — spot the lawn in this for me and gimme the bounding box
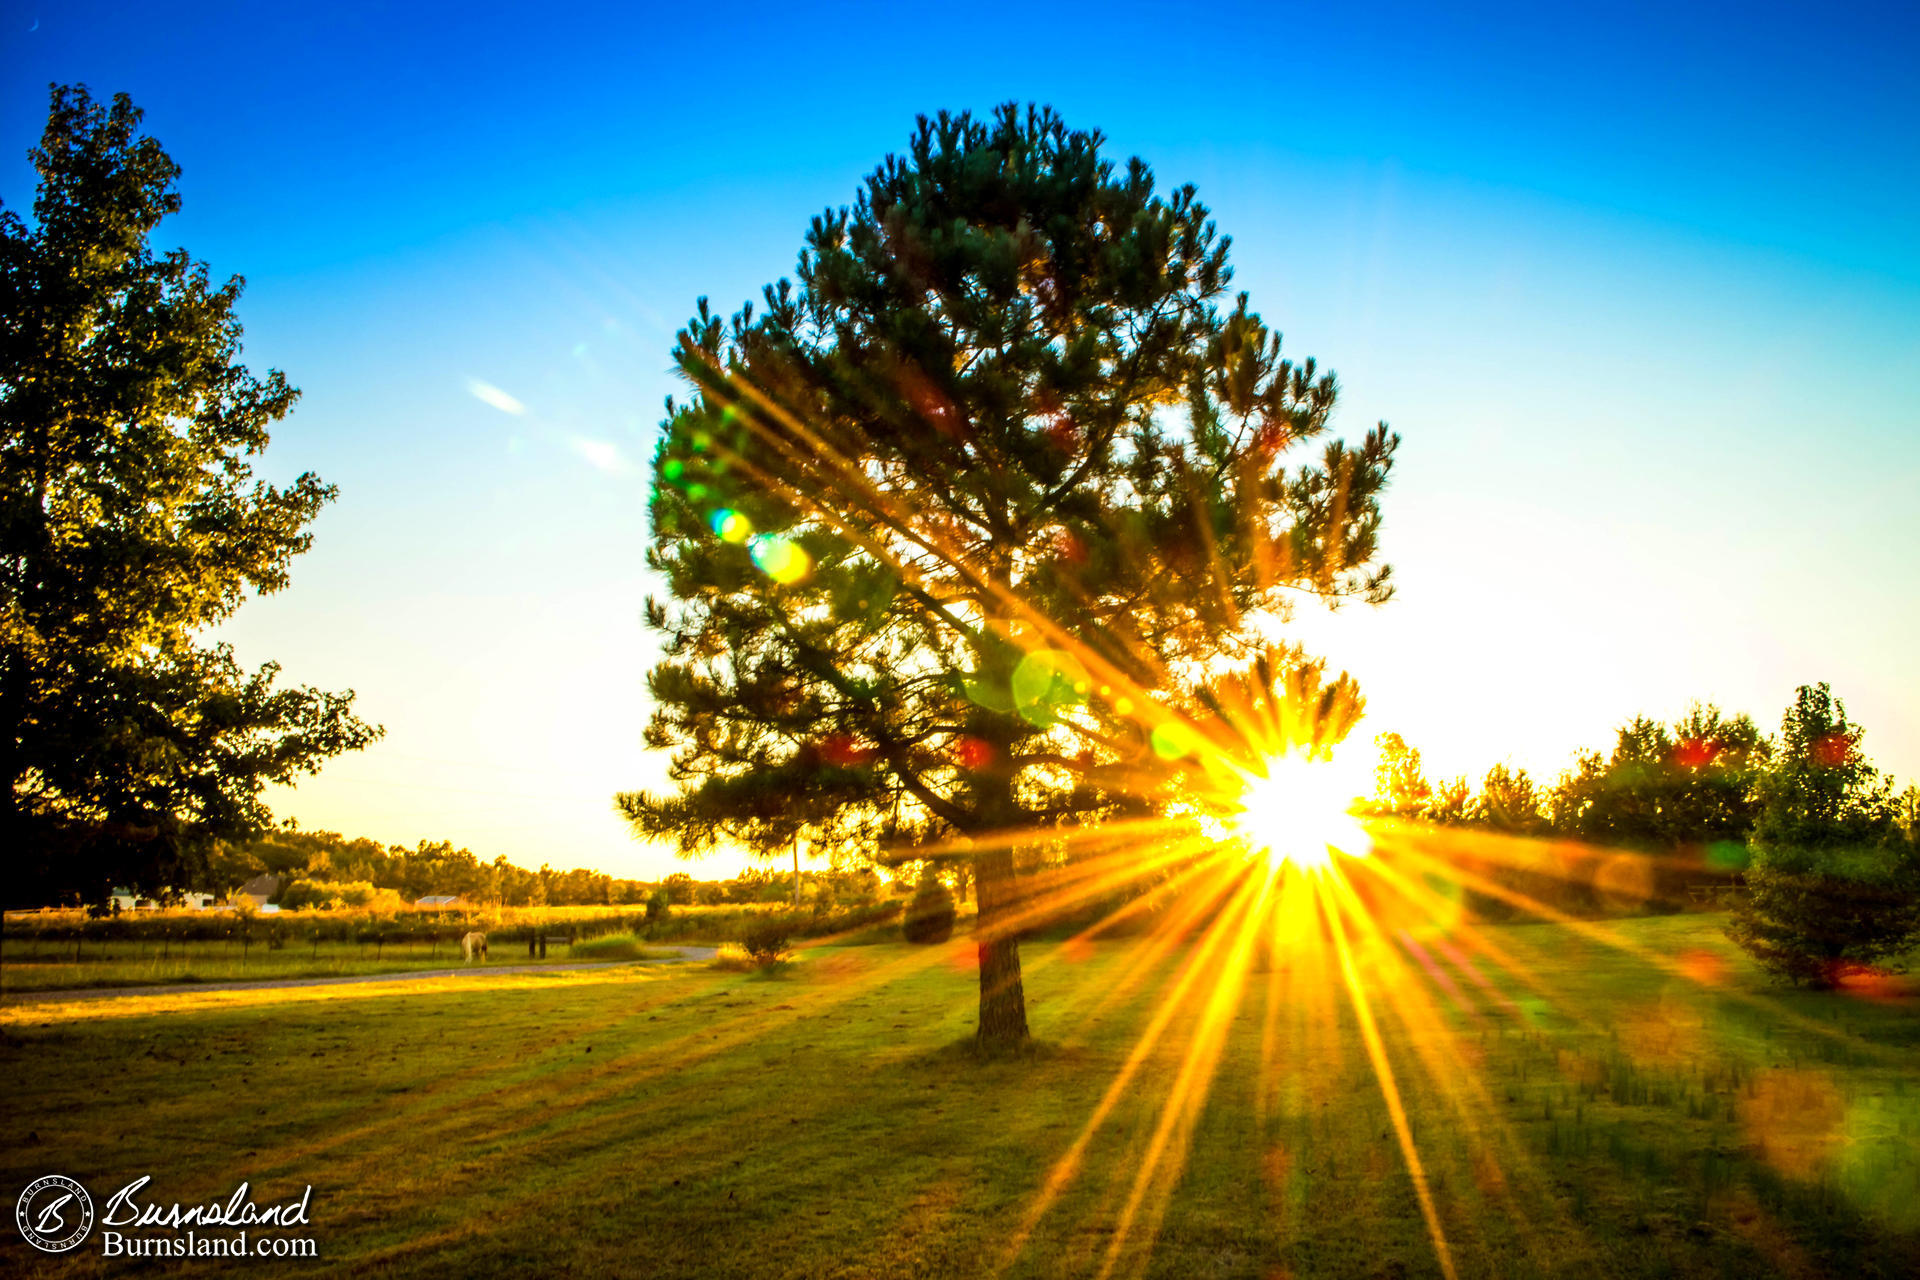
[1,912,1915,1278]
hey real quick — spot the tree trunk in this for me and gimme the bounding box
[972,843,1029,1048]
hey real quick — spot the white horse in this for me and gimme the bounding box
[461,931,488,963]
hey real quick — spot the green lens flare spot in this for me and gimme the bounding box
[961,675,1014,713]
[686,483,709,501]
[749,533,811,585]
[1706,841,1750,871]
[1011,649,1090,727]
[1151,722,1199,760]
[662,458,684,481]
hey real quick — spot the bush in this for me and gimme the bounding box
[645,887,670,923]
[902,870,956,944]
[741,919,793,967]
[1725,844,1920,987]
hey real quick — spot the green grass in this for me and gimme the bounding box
[1,914,1916,1278]
[0,936,679,993]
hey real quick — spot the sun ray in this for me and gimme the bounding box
[996,862,1272,1272]
[1094,862,1279,1278]
[1326,866,1601,1270]
[1317,868,1461,1280]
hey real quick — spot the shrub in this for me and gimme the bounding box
[1726,844,1920,987]
[741,919,793,967]
[902,870,956,944]
[645,887,670,923]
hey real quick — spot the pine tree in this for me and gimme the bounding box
[1,87,379,905]
[1726,684,1918,987]
[619,106,1398,1048]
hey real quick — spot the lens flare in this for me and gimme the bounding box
[708,508,753,543]
[1151,721,1199,760]
[1232,754,1371,872]
[749,533,811,584]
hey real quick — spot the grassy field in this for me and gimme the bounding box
[0,934,681,994]
[1,902,901,994]
[1,912,1916,1278]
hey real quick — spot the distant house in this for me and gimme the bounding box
[415,894,460,908]
[238,873,283,909]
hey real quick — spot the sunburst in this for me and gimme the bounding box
[1230,753,1372,874]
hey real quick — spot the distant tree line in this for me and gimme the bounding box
[1371,701,1778,854]
[180,826,896,912]
[1372,683,1920,986]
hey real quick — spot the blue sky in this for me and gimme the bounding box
[4,1,1917,876]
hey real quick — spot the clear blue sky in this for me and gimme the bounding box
[5,1,1917,876]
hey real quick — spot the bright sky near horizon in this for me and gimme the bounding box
[4,1,1917,879]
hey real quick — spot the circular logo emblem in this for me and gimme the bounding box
[15,1175,94,1254]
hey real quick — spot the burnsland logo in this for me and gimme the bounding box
[15,1175,93,1254]
[15,1175,318,1259]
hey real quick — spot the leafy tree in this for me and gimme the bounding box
[620,105,1398,1047]
[1,86,378,905]
[1726,684,1918,987]
[1548,704,1767,851]
[1371,731,1432,817]
[202,839,266,896]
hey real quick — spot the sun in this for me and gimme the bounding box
[1231,754,1371,873]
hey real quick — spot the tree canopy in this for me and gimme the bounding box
[1548,705,1768,850]
[0,85,378,905]
[620,105,1398,1045]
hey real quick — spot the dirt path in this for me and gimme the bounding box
[2,947,720,1003]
